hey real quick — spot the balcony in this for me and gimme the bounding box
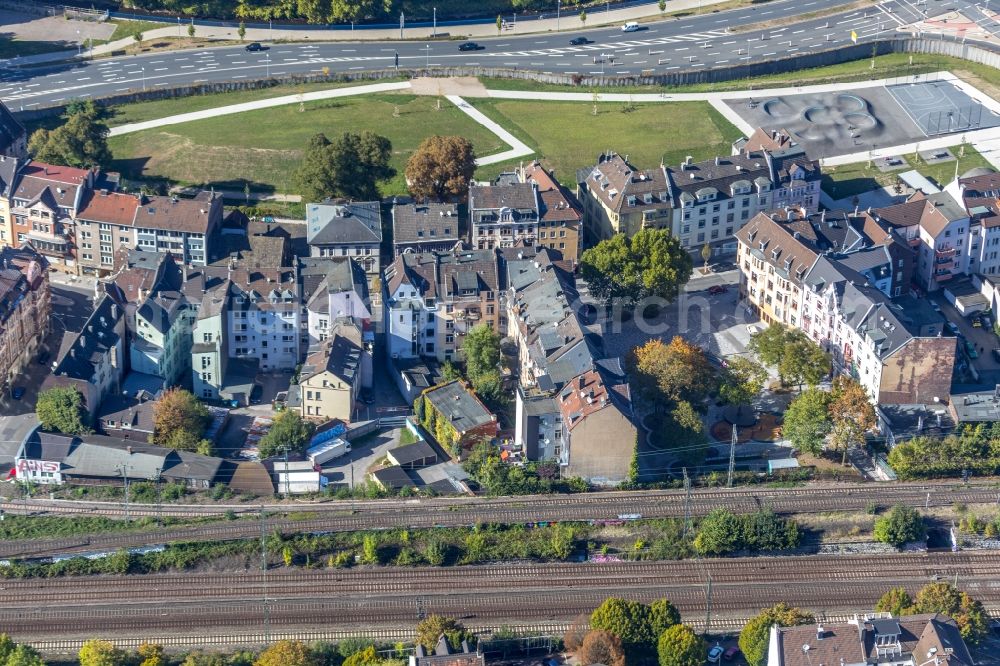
[934,271,954,282]
[936,246,958,257]
[908,237,921,248]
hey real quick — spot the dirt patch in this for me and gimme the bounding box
[0,10,114,43]
[409,76,488,97]
[955,69,1000,104]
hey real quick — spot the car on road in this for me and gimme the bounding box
[458,42,483,51]
[36,350,50,365]
[723,646,740,661]
[10,387,25,400]
[972,314,982,328]
[249,384,263,404]
[945,321,960,335]
[708,285,728,295]
[245,42,263,52]
[965,340,979,359]
[621,21,640,32]
[708,645,724,663]
[569,36,592,45]
[747,323,763,336]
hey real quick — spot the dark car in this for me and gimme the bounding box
[570,36,591,45]
[992,349,1000,363]
[458,42,483,51]
[360,388,376,405]
[36,350,50,365]
[245,42,263,52]
[708,284,728,295]
[249,384,263,404]
[11,387,25,400]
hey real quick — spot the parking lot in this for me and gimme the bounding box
[928,292,1000,381]
[319,427,402,488]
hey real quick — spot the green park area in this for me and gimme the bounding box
[108,93,506,196]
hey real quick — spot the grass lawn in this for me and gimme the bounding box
[106,19,171,43]
[481,53,1000,95]
[821,145,993,200]
[108,93,506,196]
[470,98,743,180]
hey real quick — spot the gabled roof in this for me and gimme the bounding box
[51,294,123,382]
[78,190,140,226]
[469,181,538,211]
[0,100,25,157]
[392,202,461,247]
[557,365,632,432]
[306,201,382,246]
[134,191,222,234]
[423,380,495,435]
[384,250,499,299]
[520,161,582,224]
[12,161,92,213]
[301,321,364,384]
[0,155,19,198]
[734,209,821,285]
[583,152,671,214]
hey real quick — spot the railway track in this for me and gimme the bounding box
[5,552,1000,606]
[3,481,998,559]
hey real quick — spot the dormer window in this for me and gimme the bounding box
[771,248,780,260]
[759,240,768,251]
[784,258,792,271]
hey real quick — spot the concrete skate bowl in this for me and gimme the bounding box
[748,92,886,155]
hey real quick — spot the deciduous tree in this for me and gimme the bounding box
[415,615,474,652]
[913,582,989,643]
[581,229,693,306]
[718,356,767,410]
[657,624,706,666]
[739,604,814,666]
[782,388,832,456]
[152,387,210,449]
[294,131,394,202]
[590,598,654,646]
[137,643,166,666]
[36,386,89,435]
[873,504,925,547]
[78,639,126,666]
[5,644,45,666]
[254,640,315,666]
[28,100,111,168]
[258,410,315,459]
[405,135,477,202]
[748,324,829,389]
[875,587,914,617]
[649,599,681,637]
[829,376,876,464]
[630,337,716,407]
[578,630,625,666]
[462,323,502,402]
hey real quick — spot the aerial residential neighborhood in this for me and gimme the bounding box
[1,0,1000,664]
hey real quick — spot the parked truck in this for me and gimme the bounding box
[307,438,351,466]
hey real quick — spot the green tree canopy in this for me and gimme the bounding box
[152,387,210,449]
[590,597,654,646]
[782,388,833,456]
[28,100,111,168]
[294,130,394,202]
[258,410,316,459]
[405,135,477,202]
[718,356,767,408]
[5,644,45,666]
[36,386,89,435]
[253,640,315,666]
[78,640,126,666]
[137,643,166,666]
[748,324,829,389]
[462,323,502,403]
[912,582,989,643]
[739,604,814,666]
[693,508,742,556]
[415,615,475,652]
[873,504,926,547]
[629,337,716,407]
[649,599,681,638]
[657,624,706,666]
[829,376,877,463]
[581,229,693,306]
[875,587,914,617]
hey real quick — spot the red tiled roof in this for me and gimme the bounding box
[79,190,140,226]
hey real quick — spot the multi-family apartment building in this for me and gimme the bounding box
[468,176,540,250]
[76,189,140,276]
[948,167,1000,277]
[8,161,95,272]
[517,161,582,262]
[0,245,49,390]
[506,247,637,483]
[44,294,127,420]
[133,191,222,266]
[0,102,26,159]
[299,256,372,353]
[577,147,821,251]
[298,321,371,422]
[383,249,500,363]
[391,202,461,257]
[577,152,672,242]
[0,156,19,247]
[306,202,382,278]
[800,256,953,404]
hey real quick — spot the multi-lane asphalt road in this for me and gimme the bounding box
[0,0,970,110]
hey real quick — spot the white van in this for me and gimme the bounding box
[622,21,640,32]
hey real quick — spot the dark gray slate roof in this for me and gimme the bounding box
[0,101,25,157]
[61,434,222,483]
[392,202,460,246]
[371,465,415,490]
[52,294,122,382]
[388,441,438,466]
[306,202,382,246]
[424,381,494,434]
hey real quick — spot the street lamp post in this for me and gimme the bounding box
[433,7,437,37]
[557,0,561,31]
[76,30,81,56]
[424,44,431,68]
[265,53,270,77]
[177,16,181,36]
[141,66,145,90]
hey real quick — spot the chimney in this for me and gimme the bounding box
[578,375,585,390]
[714,156,721,166]
[111,303,118,320]
[80,335,87,348]
[816,624,825,641]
